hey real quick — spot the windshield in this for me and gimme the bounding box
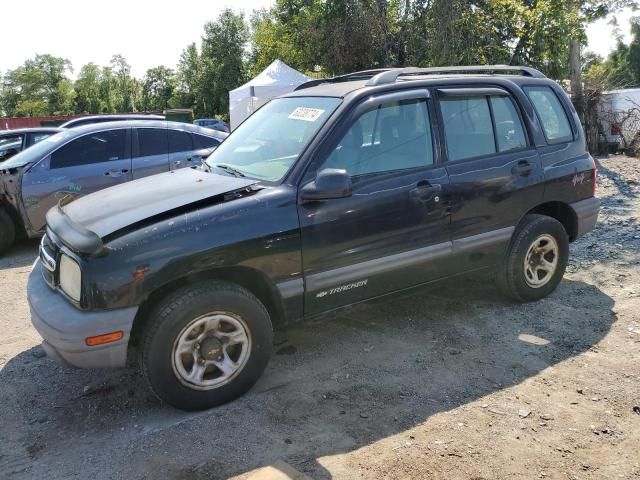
[0,130,75,169]
[205,97,341,182]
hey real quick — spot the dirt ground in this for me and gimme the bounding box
[0,155,639,480]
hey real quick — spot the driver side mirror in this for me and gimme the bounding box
[301,168,352,202]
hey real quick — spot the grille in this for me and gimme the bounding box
[39,234,58,288]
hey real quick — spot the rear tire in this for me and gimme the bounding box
[139,280,273,411]
[497,214,569,302]
[0,207,16,255]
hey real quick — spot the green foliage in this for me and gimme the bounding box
[175,43,203,115]
[2,2,638,119]
[249,0,637,79]
[110,55,141,113]
[74,63,104,114]
[200,9,249,118]
[0,54,74,116]
[142,66,176,111]
[584,17,640,90]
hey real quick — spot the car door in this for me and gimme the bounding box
[298,89,451,315]
[168,129,197,170]
[132,126,169,179]
[21,128,132,233]
[436,87,544,271]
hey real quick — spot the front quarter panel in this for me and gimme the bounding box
[83,186,302,316]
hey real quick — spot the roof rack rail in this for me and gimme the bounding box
[294,65,545,91]
[294,68,394,91]
[366,65,546,86]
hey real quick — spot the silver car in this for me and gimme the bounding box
[0,120,227,253]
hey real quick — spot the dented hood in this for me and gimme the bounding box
[47,168,256,254]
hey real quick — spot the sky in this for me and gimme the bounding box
[0,0,635,78]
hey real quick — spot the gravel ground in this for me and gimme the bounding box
[0,155,638,480]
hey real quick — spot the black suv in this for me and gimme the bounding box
[28,66,599,410]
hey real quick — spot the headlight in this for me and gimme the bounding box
[59,254,81,302]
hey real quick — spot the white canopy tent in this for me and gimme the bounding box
[229,59,310,130]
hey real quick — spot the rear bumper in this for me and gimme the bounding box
[570,197,600,239]
[27,261,138,368]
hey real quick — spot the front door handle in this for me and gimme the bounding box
[512,161,533,176]
[410,182,442,202]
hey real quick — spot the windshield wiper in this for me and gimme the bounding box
[214,164,246,178]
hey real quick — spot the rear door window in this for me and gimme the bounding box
[490,96,528,152]
[440,97,496,161]
[440,93,529,162]
[138,128,168,156]
[168,130,193,153]
[524,86,573,143]
[50,129,127,169]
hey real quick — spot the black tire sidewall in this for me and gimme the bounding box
[504,215,569,302]
[141,282,273,410]
[0,208,16,254]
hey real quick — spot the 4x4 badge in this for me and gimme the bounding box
[316,279,368,298]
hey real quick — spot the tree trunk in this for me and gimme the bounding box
[569,39,584,121]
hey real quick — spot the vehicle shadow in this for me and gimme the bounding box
[595,156,638,200]
[0,277,616,479]
[0,239,38,270]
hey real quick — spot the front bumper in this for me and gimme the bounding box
[28,261,138,368]
[570,197,601,239]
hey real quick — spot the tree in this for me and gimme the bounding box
[0,54,74,116]
[175,43,204,115]
[74,63,103,113]
[142,66,176,111]
[200,9,249,117]
[248,0,637,80]
[628,19,640,83]
[110,54,139,112]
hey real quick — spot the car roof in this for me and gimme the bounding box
[0,127,64,136]
[60,114,165,127]
[286,66,554,98]
[58,120,228,139]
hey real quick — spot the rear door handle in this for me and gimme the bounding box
[512,161,533,176]
[410,182,442,202]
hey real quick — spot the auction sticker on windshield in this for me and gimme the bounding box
[288,107,325,122]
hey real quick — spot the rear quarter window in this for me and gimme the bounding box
[193,134,220,149]
[524,86,573,144]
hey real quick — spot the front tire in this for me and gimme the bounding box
[0,207,16,255]
[139,281,273,411]
[497,214,569,302]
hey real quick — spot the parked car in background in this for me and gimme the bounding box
[194,118,229,133]
[0,128,62,163]
[60,114,165,129]
[27,65,599,411]
[0,121,227,253]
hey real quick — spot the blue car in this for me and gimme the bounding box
[0,120,227,253]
